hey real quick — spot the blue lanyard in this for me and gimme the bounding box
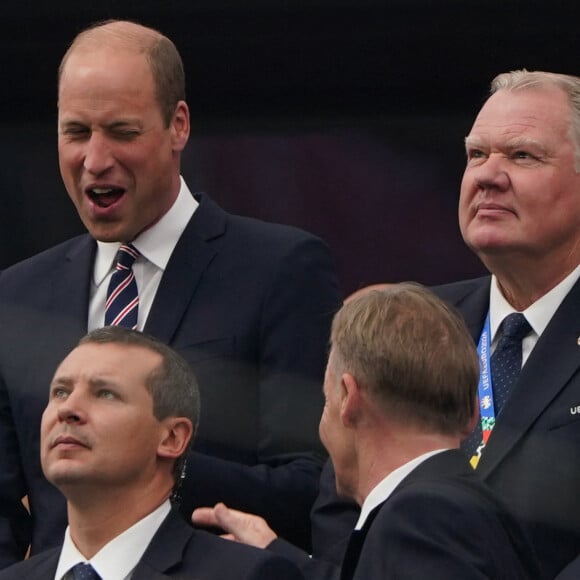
[473,312,496,462]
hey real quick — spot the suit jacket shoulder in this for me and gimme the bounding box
[0,511,305,580]
[343,450,539,580]
[0,547,59,579]
[135,509,304,579]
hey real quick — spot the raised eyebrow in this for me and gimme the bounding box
[464,136,485,151]
[49,376,73,391]
[48,376,73,393]
[88,377,120,390]
[505,137,548,154]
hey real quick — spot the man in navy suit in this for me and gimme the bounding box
[195,285,539,579]
[0,19,340,567]
[0,327,304,579]
[432,70,580,579]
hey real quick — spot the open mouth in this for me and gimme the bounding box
[87,187,125,208]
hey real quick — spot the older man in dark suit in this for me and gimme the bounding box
[0,19,340,567]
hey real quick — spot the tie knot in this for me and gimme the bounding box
[500,313,531,341]
[71,562,101,580]
[115,244,140,269]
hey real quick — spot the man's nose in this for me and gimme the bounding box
[83,133,115,175]
[56,393,86,424]
[472,154,511,192]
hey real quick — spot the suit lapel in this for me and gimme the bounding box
[21,547,60,578]
[478,278,580,476]
[144,194,225,344]
[433,277,490,344]
[55,235,94,330]
[133,509,194,576]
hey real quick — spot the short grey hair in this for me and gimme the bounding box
[491,70,580,172]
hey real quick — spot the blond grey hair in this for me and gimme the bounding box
[330,283,479,436]
[491,70,580,171]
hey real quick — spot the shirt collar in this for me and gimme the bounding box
[489,263,580,340]
[355,449,448,530]
[93,176,197,285]
[55,501,171,580]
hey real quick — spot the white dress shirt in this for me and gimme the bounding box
[489,263,580,365]
[55,500,171,580]
[88,176,198,331]
[355,449,448,530]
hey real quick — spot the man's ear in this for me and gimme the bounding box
[157,417,193,460]
[340,372,363,428]
[170,100,190,153]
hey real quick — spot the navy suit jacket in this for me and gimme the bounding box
[340,450,539,580]
[0,508,305,579]
[434,276,580,579]
[0,193,341,566]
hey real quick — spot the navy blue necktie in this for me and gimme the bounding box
[491,313,532,415]
[463,312,531,460]
[71,562,101,580]
[105,244,140,329]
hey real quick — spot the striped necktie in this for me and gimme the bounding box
[105,244,140,329]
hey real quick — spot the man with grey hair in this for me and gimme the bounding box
[432,69,580,579]
[0,327,304,579]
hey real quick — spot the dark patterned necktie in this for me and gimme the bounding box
[463,312,531,461]
[104,244,140,329]
[71,562,102,580]
[491,313,531,415]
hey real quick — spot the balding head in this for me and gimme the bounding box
[59,20,185,127]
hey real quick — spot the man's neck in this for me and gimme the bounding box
[356,428,459,505]
[482,253,580,310]
[65,484,171,559]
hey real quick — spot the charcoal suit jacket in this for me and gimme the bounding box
[340,450,539,580]
[0,192,341,566]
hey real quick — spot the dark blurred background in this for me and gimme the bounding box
[1,1,577,296]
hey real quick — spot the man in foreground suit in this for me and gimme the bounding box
[0,19,340,566]
[196,285,539,579]
[0,327,304,580]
